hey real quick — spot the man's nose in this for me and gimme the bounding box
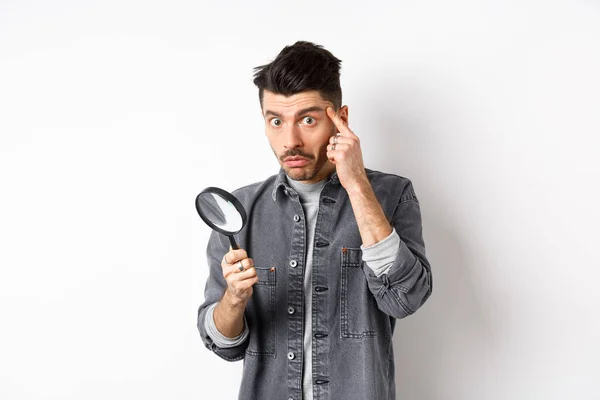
[283,125,303,149]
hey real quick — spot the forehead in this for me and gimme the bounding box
[262,90,331,116]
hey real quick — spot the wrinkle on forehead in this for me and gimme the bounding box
[262,90,332,118]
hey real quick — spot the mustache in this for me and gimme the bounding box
[279,149,314,162]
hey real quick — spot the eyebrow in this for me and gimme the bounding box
[264,106,325,119]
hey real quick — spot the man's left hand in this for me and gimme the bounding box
[326,106,369,194]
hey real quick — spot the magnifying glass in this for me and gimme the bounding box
[195,187,247,250]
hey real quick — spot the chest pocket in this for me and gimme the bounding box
[245,266,277,357]
[340,248,378,338]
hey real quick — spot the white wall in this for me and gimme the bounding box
[1,1,598,399]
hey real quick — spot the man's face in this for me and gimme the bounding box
[262,89,348,183]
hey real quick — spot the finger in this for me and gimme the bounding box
[224,258,254,276]
[329,133,339,144]
[326,107,355,137]
[224,259,249,277]
[329,133,353,146]
[326,107,361,143]
[223,249,248,265]
[228,266,258,283]
[231,275,259,291]
[326,107,346,132]
[233,260,246,274]
[239,266,257,280]
[327,142,350,153]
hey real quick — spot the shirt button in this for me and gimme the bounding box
[287,306,295,314]
[293,214,300,222]
[287,352,295,360]
[289,260,297,268]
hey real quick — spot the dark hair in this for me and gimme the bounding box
[253,41,342,109]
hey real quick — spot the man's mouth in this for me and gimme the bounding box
[283,157,310,167]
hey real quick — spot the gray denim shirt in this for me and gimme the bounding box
[197,168,433,400]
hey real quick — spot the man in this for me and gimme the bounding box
[197,41,432,400]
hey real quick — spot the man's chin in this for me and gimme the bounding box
[284,166,315,182]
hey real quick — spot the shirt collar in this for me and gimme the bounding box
[271,169,339,201]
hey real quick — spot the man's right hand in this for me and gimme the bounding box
[221,248,258,305]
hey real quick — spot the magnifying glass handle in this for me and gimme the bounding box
[228,235,239,250]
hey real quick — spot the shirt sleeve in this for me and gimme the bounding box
[204,302,250,348]
[360,228,400,277]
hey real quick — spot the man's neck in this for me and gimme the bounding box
[285,175,327,204]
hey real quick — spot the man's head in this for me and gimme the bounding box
[253,41,342,110]
[253,41,348,183]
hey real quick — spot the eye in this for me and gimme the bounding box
[302,116,315,125]
[270,118,282,127]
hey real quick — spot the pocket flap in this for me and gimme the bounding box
[255,266,276,286]
[341,247,363,267]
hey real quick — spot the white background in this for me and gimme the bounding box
[1,1,599,399]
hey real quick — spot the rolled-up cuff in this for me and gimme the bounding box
[204,302,249,348]
[361,228,400,277]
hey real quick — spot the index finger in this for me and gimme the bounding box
[223,248,248,265]
[326,107,354,137]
